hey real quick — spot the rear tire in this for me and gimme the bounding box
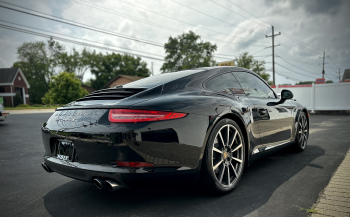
[197,118,245,195]
[293,112,309,152]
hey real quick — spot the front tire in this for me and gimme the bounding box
[198,118,245,194]
[293,112,309,152]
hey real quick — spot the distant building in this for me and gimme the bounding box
[81,84,96,94]
[342,69,350,82]
[0,68,30,107]
[104,74,144,88]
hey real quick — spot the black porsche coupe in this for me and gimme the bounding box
[41,67,309,194]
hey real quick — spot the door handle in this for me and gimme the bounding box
[258,109,267,116]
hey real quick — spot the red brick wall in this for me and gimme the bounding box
[3,96,12,107]
[12,72,29,104]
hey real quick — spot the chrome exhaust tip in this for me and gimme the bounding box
[41,162,53,173]
[105,179,122,192]
[93,178,104,190]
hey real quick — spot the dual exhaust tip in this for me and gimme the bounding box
[93,178,122,192]
[41,163,122,192]
[41,162,53,173]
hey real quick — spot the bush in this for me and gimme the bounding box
[16,104,30,107]
[42,72,88,104]
[13,94,23,107]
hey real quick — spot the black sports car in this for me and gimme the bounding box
[41,67,309,194]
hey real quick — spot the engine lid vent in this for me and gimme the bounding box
[76,87,147,101]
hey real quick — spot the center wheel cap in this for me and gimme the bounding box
[223,152,228,160]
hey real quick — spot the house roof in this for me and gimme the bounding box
[0,68,30,88]
[0,68,18,83]
[342,69,350,81]
[103,74,144,88]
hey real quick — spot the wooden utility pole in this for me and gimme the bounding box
[319,51,328,79]
[151,62,154,76]
[266,26,281,85]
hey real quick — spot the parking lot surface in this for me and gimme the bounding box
[0,113,349,217]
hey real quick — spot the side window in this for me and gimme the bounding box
[205,73,244,94]
[232,72,276,98]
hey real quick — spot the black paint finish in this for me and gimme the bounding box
[41,66,308,187]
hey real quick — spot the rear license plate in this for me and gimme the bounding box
[55,140,75,161]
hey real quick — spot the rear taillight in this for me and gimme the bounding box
[108,109,187,123]
[116,161,154,167]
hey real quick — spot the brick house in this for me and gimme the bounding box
[104,74,144,88]
[0,68,30,107]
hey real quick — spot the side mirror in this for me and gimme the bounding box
[267,89,293,106]
[281,89,293,100]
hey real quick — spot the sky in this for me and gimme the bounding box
[0,0,349,84]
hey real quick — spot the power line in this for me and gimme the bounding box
[71,0,265,47]
[0,2,164,47]
[171,0,267,36]
[0,20,241,64]
[0,20,165,58]
[279,55,338,79]
[0,23,165,61]
[276,64,319,79]
[209,0,270,28]
[225,0,271,28]
[117,0,269,44]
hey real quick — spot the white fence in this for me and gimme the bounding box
[271,82,350,112]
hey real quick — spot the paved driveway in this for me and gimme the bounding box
[0,113,349,217]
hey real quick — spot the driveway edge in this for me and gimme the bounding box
[310,148,350,217]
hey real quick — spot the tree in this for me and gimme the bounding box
[90,53,150,90]
[161,31,217,73]
[236,52,271,83]
[13,38,64,104]
[296,81,314,84]
[296,80,334,85]
[58,48,95,81]
[42,72,88,104]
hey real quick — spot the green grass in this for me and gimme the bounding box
[4,105,62,110]
[299,207,317,214]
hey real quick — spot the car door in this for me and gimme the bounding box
[232,71,295,154]
[204,72,263,154]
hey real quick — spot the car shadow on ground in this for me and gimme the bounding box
[43,145,325,217]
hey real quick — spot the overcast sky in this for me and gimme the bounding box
[0,0,349,84]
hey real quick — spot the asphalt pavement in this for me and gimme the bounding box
[0,113,349,217]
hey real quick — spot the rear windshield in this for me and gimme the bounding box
[122,69,204,88]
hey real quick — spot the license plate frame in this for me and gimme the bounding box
[54,139,75,162]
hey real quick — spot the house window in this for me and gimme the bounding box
[18,76,22,81]
[0,87,5,93]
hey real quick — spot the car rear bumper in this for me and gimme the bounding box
[0,111,9,121]
[44,156,198,187]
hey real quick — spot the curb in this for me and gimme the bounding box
[8,109,56,114]
[310,148,350,217]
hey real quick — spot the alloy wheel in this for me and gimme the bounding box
[298,114,308,148]
[212,124,243,187]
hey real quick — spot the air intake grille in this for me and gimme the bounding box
[76,87,147,101]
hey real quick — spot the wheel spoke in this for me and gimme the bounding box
[231,157,242,163]
[227,126,230,147]
[299,130,302,134]
[230,162,238,177]
[218,132,225,147]
[304,134,307,141]
[213,160,223,170]
[218,165,225,182]
[213,147,222,154]
[229,130,238,148]
[303,117,307,129]
[227,165,230,185]
[231,143,242,153]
